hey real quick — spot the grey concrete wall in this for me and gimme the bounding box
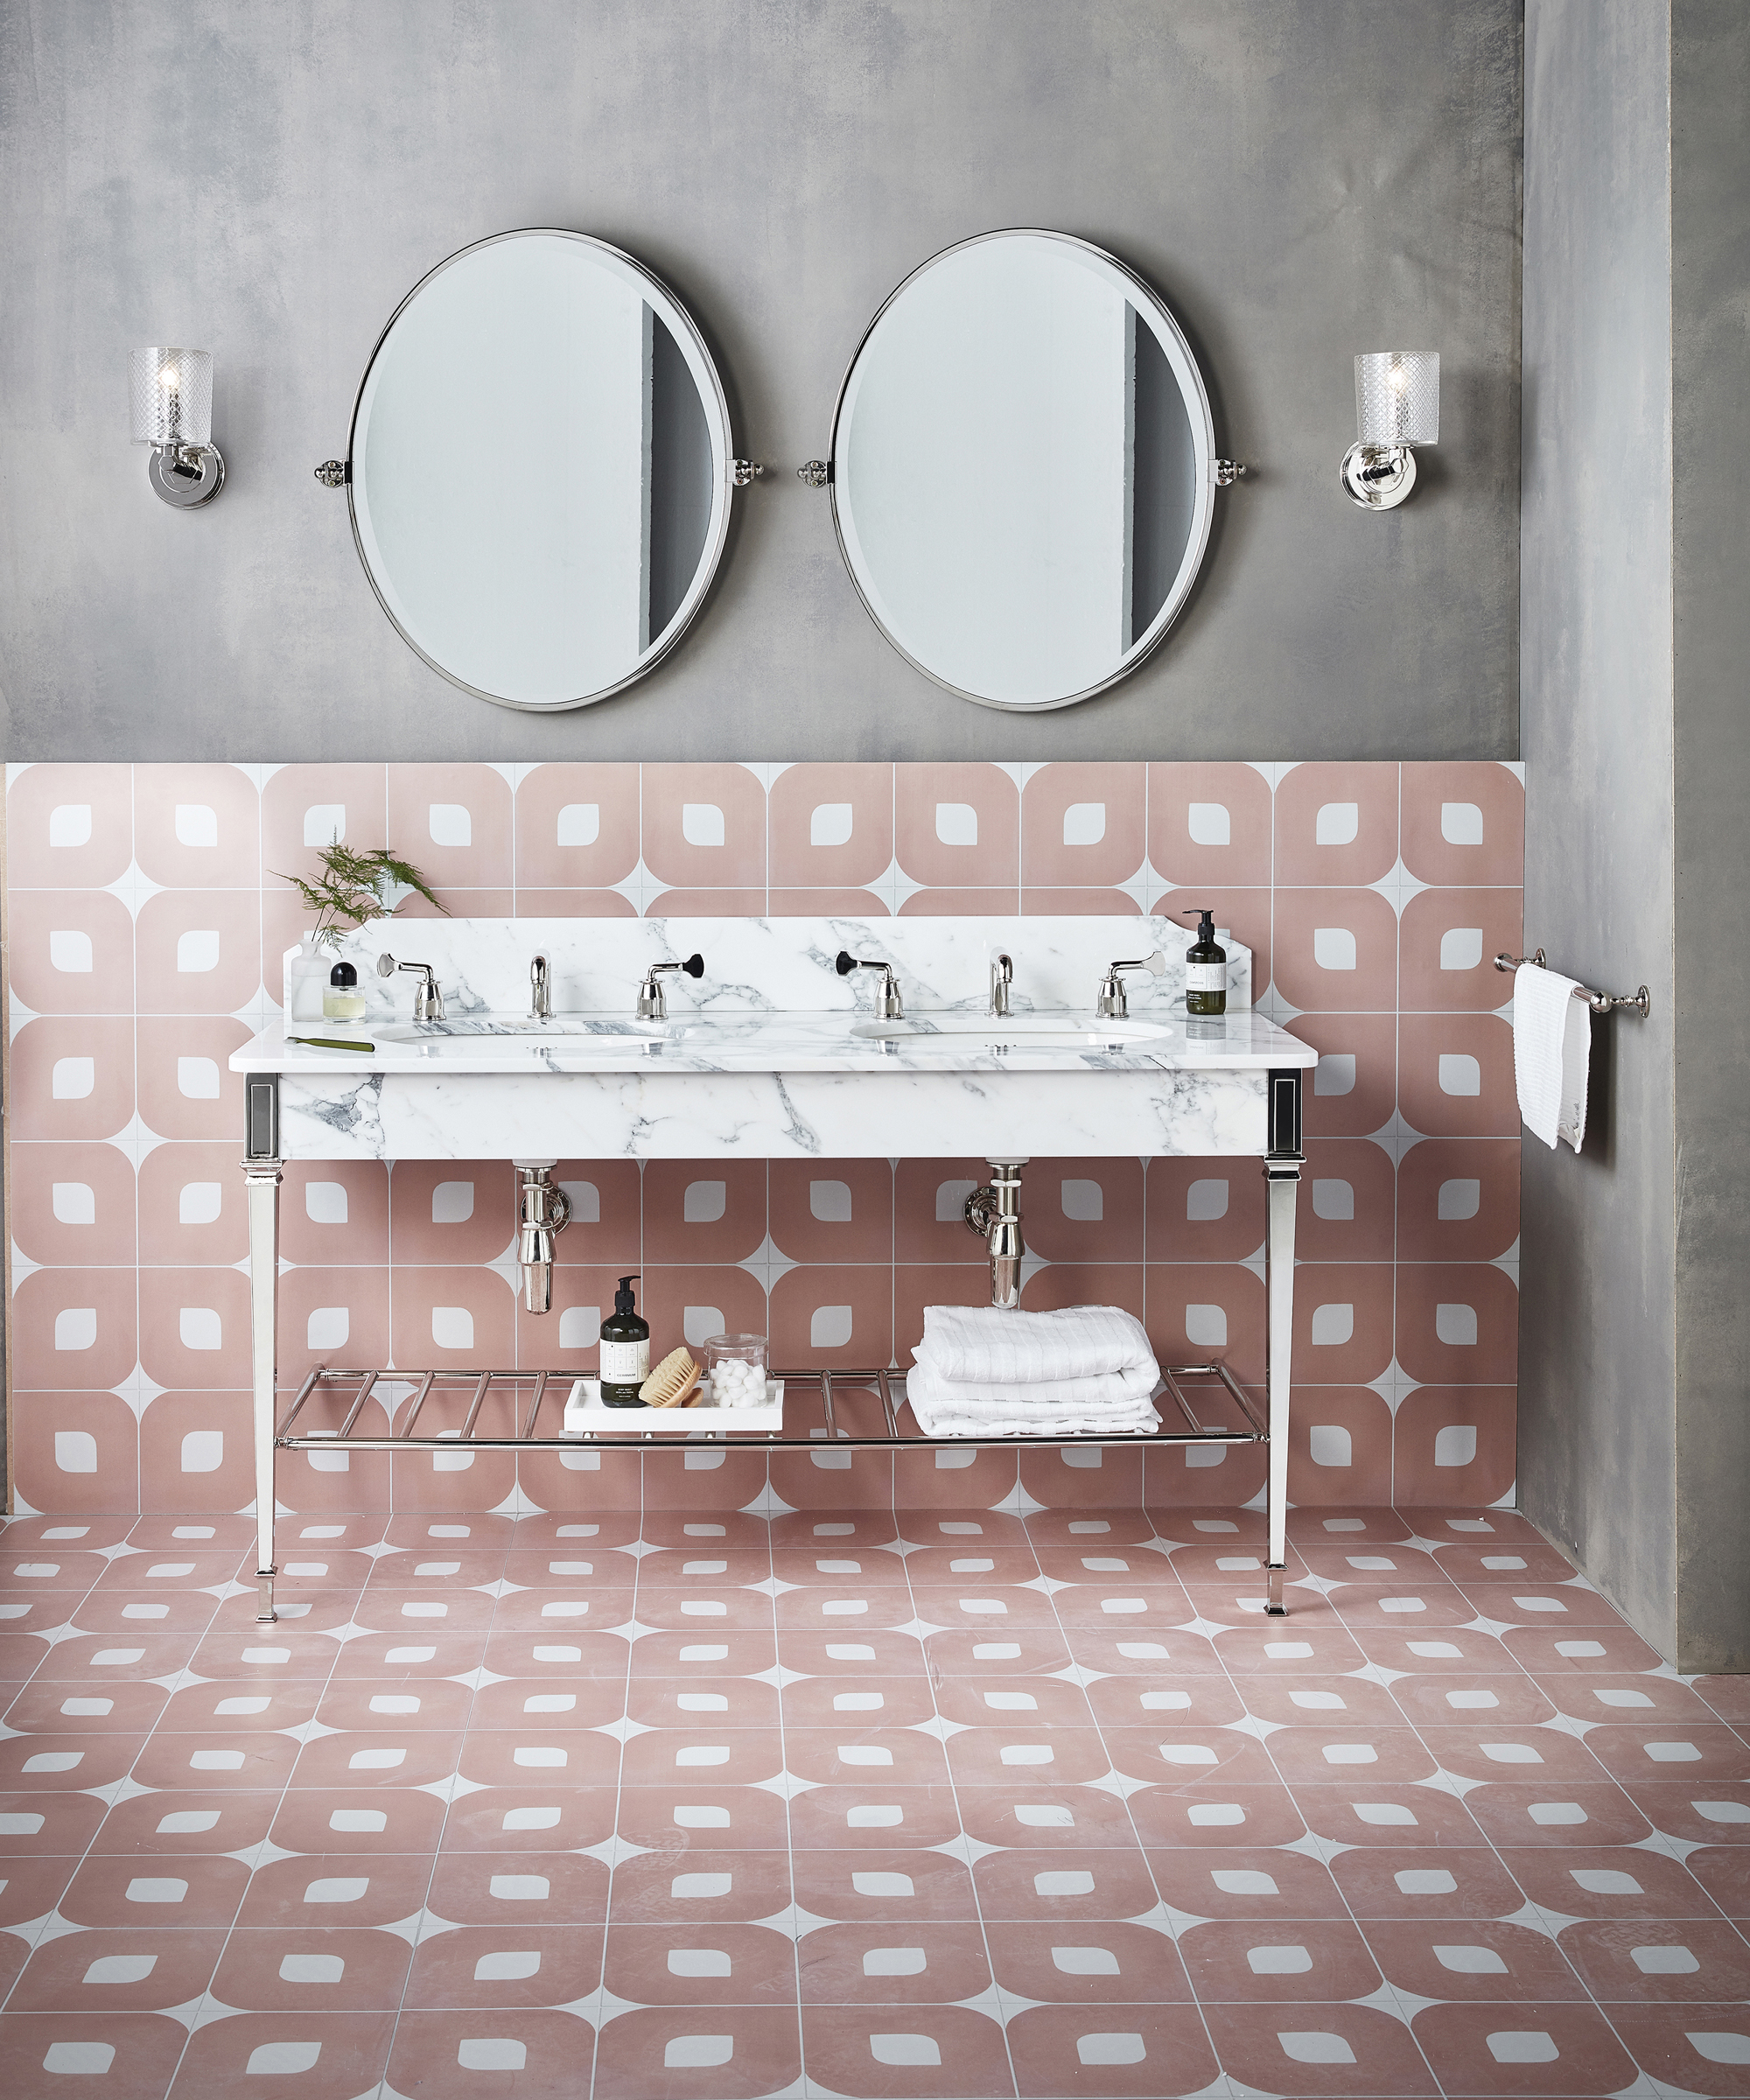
[1519,0,1677,1656]
[0,0,1522,763]
[1671,0,1750,1673]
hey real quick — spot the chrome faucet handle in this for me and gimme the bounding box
[989,951,1013,1018]
[836,949,904,1020]
[378,952,444,1021]
[637,951,704,1021]
[530,953,551,1020]
[1095,949,1164,1021]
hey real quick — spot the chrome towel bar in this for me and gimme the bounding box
[1494,949,1650,1018]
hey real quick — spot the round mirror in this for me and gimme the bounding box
[829,230,1217,710]
[346,230,734,711]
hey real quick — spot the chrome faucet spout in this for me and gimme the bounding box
[530,953,551,1020]
[989,951,1013,1018]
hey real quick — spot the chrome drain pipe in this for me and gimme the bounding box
[514,1161,570,1313]
[965,1157,1026,1310]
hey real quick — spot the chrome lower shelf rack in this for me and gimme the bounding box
[262,1357,1277,1616]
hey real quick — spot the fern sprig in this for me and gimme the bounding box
[276,840,447,949]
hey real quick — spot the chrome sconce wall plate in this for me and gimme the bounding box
[130,346,225,508]
[1340,349,1438,510]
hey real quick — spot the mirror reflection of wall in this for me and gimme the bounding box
[346,231,733,712]
[830,230,1216,711]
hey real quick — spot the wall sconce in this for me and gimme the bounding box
[1340,350,1438,510]
[129,346,225,508]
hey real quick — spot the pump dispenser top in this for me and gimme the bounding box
[1178,906,1228,1017]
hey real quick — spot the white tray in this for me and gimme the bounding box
[561,1377,787,1433]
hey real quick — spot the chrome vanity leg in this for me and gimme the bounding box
[1264,1070,1306,1616]
[243,1074,281,1625]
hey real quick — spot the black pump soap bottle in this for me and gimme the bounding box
[599,1275,651,1406]
[1179,907,1228,1017]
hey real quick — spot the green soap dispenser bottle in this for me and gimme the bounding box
[599,1275,651,1406]
[1179,907,1228,1017]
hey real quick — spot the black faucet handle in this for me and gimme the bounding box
[682,953,704,978]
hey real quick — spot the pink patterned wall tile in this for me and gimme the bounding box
[278,1266,391,1383]
[10,1268,137,1390]
[1298,1138,1396,1262]
[1020,886,1145,915]
[1396,1013,1516,1137]
[1144,1264,1266,1383]
[133,890,261,1018]
[641,761,766,891]
[1393,1386,1517,1505]
[394,886,514,920]
[132,765,259,888]
[642,1160,766,1264]
[546,1159,640,1268]
[766,1444,895,1510]
[639,1264,769,1361]
[137,1265,249,1390]
[768,887,890,915]
[390,1264,517,1372]
[388,1160,517,1267]
[1018,1439,1144,1509]
[514,888,638,918]
[1018,1158,1144,1264]
[769,762,893,888]
[517,1444,642,1513]
[6,1017,135,1141]
[1292,1261,1396,1384]
[1398,886,1522,1012]
[1396,1139,1519,1262]
[134,1018,249,1142]
[769,1159,893,1264]
[514,762,640,890]
[1145,1158,1265,1265]
[7,1389,139,1512]
[136,1141,248,1266]
[890,1446,1019,1509]
[895,761,1018,888]
[1021,761,1144,888]
[136,1384,254,1524]
[1285,1383,1394,1505]
[639,1445,769,1511]
[6,889,136,1016]
[645,886,767,917]
[1148,760,1273,887]
[1271,886,1399,1013]
[1401,761,1524,887]
[385,763,512,889]
[1144,1437,1267,1510]
[1292,1015,1397,1138]
[1275,761,1400,886]
[1396,1263,1519,1386]
[9,1139,136,1267]
[514,1264,634,1372]
[1149,886,1270,997]
[279,1161,391,1267]
[900,886,1019,915]
[894,1160,1004,1264]
[769,1265,893,1368]
[261,764,388,886]
[6,762,134,886]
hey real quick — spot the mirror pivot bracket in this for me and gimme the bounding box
[732,460,764,486]
[1213,459,1247,486]
[314,459,348,487]
[797,459,831,489]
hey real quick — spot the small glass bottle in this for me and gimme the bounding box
[599,1275,651,1406]
[324,960,366,1021]
[1179,907,1228,1017]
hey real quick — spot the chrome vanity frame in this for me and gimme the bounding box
[241,1064,1306,1627]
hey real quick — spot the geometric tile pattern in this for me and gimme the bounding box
[2,1502,1746,2098]
[4,760,1522,1517]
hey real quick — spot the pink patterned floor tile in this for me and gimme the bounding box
[1178,1914,1384,2001]
[454,1727,624,1789]
[945,1721,1113,1787]
[607,1847,793,1925]
[781,1726,948,1788]
[1284,1779,1486,1849]
[168,2010,397,2100]
[1387,1671,1558,1728]
[423,1851,608,1924]
[796,1919,991,2004]
[970,1847,1158,1923]
[324,1628,490,1679]
[0,2012,188,2100]
[987,1920,1190,2002]
[1502,1844,1724,1922]
[1126,1780,1307,1850]
[1365,1917,1589,2002]
[627,1628,777,1678]
[774,1631,928,1678]
[88,1789,278,1857]
[8,1924,227,2012]
[207,1925,414,2011]
[285,1727,463,1793]
[1223,1667,1406,1728]
[952,1782,1140,1852]
[615,1783,791,1852]
[800,2003,1013,2099]
[603,1921,794,2005]
[591,2005,792,2100]
[784,1784,963,1851]
[1203,1998,1438,2096]
[1147,1844,1349,1921]
[57,1850,248,1928]
[1460,1779,1655,1849]
[5,1676,168,1735]
[1327,1843,1530,1921]
[0,1789,108,1858]
[790,1845,976,1924]
[919,1627,1074,1676]
[234,1851,435,1929]
[1409,1998,1635,2097]
[0,1732,144,1792]
[401,1922,603,2008]
[779,1673,933,1730]
[1008,2000,1216,2097]
[0,1855,81,1928]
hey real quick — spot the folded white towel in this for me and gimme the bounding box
[1513,962,1591,1151]
[906,1355,1159,1411]
[905,1371,1160,1440]
[914,1303,1158,1386]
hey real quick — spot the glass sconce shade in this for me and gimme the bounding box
[1354,350,1438,448]
[130,346,214,447]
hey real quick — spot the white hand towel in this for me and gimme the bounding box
[905,1367,1160,1439]
[915,1303,1156,1385]
[906,1354,1160,1411]
[1513,962,1591,1151]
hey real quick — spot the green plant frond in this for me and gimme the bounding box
[273,839,449,947]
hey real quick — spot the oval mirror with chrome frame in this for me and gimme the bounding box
[338,229,742,712]
[824,229,1222,711]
